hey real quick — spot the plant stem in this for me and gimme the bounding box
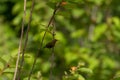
[13,0,26,80]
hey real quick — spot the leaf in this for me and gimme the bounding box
[46,0,61,9]
[72,9,85,18]
[63,2,78,10]
[78,68,93,74]
[12,13,22,25]
[113,30,120,40]
[73,74,85,80]
[113,17,120,26]
[113,71,120,80]
[12,3,22,14]
[78,75,85,80]
[49,0,61,3]
[71,29,85,38]
[112,17,120,30]
[65,51,79,64]
[56,11,71,18]
[92,24,107,41]
[0,57,7,66]
[67,0,84,4]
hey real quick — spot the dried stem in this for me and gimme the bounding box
[88,6,98,41]
[49,20,56,80]
[13,0,26,80]
[28,2,62,80]
[17,0,35,79]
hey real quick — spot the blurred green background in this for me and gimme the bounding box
[0,0,120,80]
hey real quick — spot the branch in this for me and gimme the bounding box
[17,0,35,79]
[28,2,62,80]
[13,0,26,80]
[49,20,56,80]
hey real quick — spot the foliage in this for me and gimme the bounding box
[63,62,92,80]
[0,0,120,80]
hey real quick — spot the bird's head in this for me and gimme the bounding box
[53,39,58,43]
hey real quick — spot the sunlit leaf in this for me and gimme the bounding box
[71,29,85,38]
[72,9,85,18]
[78,67,93,74]
[92,24,107,41]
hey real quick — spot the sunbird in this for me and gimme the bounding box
[44,39,58,48]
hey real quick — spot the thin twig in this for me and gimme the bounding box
[49,48,55,80]
[17,0,35,79]
[88,6,98,41]
[40,2,61,47]
[49,20,56,80]
[13,0,26,80]
[28,2,62,80]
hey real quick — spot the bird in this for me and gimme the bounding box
[44,39,58,48]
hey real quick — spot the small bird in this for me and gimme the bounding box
[44,39,58,48]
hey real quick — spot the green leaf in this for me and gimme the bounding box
[78,68,93,74]
[67,0,84,3]
[72,9,85,18]
[78,75,85,80]
[0,57,7,66]
[46,2,56,9]
[112,17,120,30]
[114,71,120,80]
[12,13,22,25]
[56,11,71,18]
[71,29,85,38]
[113,30,120,40]
[65,51,79,64]
[49,0,61,3]
[12,3,23,14]
[63,2,78,10]
[112,17,120,26]
[92,24,107,41]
